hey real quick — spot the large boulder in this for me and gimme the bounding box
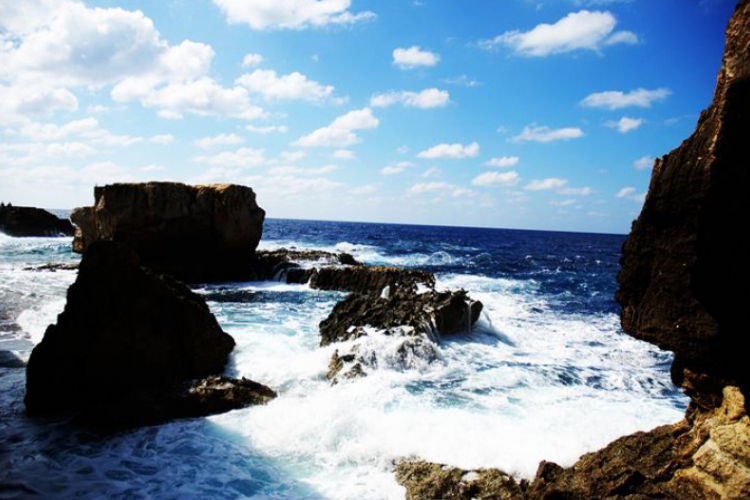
[25,241,237,416]
[616,0,750,409]
[71,182,265,282]
[0,204,75,237]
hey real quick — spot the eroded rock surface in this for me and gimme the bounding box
[0,204,75,237]
[71,182,265,282]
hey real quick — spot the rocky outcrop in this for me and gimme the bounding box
[320,287,482,347]
[24,242,253,420]
[396,2,750,498]
[310,266,434,294]
[616,0,750,409]
[398,387,750,500]
[247,248,362,283]
[0,204,75,237]
[71,182,265,282]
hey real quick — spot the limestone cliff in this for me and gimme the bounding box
[72,182,265,282]
[0,204,75,237]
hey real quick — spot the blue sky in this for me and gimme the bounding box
[0,0,737,233]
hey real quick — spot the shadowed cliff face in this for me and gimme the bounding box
[616,0,750,409]
[72,182,265,283]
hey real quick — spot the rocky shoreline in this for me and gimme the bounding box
[396,1,750,498]
[0,203,75,237]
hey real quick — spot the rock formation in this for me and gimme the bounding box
[0,204,75,237]
[616,0,750,410]
[25,242,274,426]
[397,1,750,498]
[71,182,265,282]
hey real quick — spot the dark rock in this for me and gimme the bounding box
[25,241,235,416]
[77,375,277,430]
[319,287,482,346]
[616,0,750,408]
[0,350,25,368]
[22,262,79,272]
[246,248,362,283]
[310,265,434,294]
[0,205,75,237]
[71,182,265,283]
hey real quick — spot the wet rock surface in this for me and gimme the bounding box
[71,182,265,283]
[247,248,362,283]
[0,204,75,237]
[25,241,236,416]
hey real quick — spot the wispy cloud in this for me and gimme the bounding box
[485,156,519,168]
[581,88,671,110]
[393,46,440,69]
[212,0,375,30]
[417,142,480,159]
[472,171,520,186]
[511,125,584,143]
[370,88,450,108]
[605,116,643,133]
[293,108,379,147]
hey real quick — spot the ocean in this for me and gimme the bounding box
[0,218,688,499]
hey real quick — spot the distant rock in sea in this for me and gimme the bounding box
[397,1,750,498]
[71,182,265,283]
[0,203,75,237]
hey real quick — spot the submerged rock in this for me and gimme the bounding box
[25,241,236,416]
[0,204,75,237]
[71,182,265,282]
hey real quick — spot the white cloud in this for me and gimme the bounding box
[293,108,378,147]
[633,155,653,170]
[511,125,584,143]
[606,116,643,133]
[443,75,481,87]
[559,186,594,196]
[381,161,415,175]
[550,199,577,207]
[236,69,341,103]
[477,10,637,56]
[0,84,78,123]
[195,133,244,149]
[149,134,175,145]
[616,186,646,202]
[246,124,288,134]
[333,149,355,160]
[392,46,440,69]
[211,0,375,30]
[472,171,520,186]
[370,88,450,109]
[417,142,480,159]
[258,175,343,196]
[485,156,519,168]
[279,150,307,163]
[525,178,568,191]
[580,88,671,110]
[194,147,265,167]
[351,184,379,195]
[0,141,97,165]
[408,181,474,198]
[242,53,264,67]
[422,167,441,177]
[113,77,266,121]
[616,186,635,198]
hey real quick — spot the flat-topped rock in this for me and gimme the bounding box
[71,182,265,282]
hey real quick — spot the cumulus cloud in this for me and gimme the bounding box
[236,69,342,103]
[333,149,355,160]
[525,178,569,191]
[195,133,244,149]
[381,161,415,175]
[278,150,307,163]
[559,186,594,196]
[616,186,646,202]
[246,124,288,134]
[633,155,653,170]
[17,117,171,147]
[580,88,671,110]
[511,125,584,143]
[472,171,520,187]
[417,142,480,159]
[477,10,637,56]
[605,116,643,133]
[293,108,379,147]
[268,164,337,175]
[485,156,519,168]
[194,147,265,167]
[370,88,450,109]
[392,46,440,69]
[212,0,375,30]
[616,186,635,198]
[242,53,264,67]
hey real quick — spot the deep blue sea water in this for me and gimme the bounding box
[0,218,687,499]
